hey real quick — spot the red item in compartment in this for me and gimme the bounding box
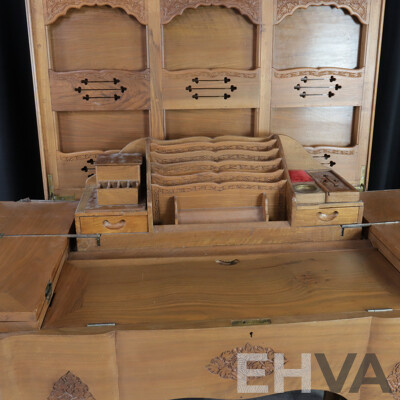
[289,170,314,183]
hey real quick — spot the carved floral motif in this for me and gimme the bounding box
[275,0,368,24]
[207,343,286,381]
[161,0,262,24]
[48,371,96,400]
[43,0,147,25]
[387,363,400,400]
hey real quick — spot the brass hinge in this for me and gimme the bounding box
[45,281,53,303]
[367,308,393,313]
[47,174,75,201]
[53,195,76,201]
[232,318,272,327]
[358,166,366,192]
[47,174,55,200]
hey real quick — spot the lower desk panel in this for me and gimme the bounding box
[1,318,400,400]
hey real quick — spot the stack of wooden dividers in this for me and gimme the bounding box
[149,137,288,225]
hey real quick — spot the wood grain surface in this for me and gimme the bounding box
[43,248,400,329]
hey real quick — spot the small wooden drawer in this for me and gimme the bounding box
[79,214,148,234]
[294,206,361,227]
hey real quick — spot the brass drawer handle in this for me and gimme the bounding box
[317,211,339,222]
[103,220,126,230]
[216,259,240,266]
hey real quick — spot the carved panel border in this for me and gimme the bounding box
[305,145,357,156]
[275,0,369,24]
[160,0,262,25]
[273,68,364,79]
[43,0,147,25]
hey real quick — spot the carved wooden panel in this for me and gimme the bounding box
[49,70,150,111]
[275,0,369,24]
[160,0,262,25]
[57,150,118,190]
[163,69,260,109]
[305,145,361,186]
[272,68,364,107]
[43,0,147,25]
[48,371,96,400]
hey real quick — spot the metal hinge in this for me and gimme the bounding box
[47,175,75,201]
[87,323,116,328]
[358,166,366,191]
[232,318,272,327]
[47,174,55,200]
[45,281,53,303]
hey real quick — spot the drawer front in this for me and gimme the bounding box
[294,207,360,227]
[79,215,148,234]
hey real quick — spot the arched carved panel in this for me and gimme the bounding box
[43,0,147,25]
[275,0,369,24]
[160,0,262,25]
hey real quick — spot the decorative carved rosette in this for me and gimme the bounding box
[43,0,147,25]
[275,0,369,24]
[207,343,286,381]
[387,363,400,400]
[160,0,262,24]
[48,371,96,400]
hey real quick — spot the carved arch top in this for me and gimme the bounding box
[160,0,262,25]
[275,0,369,24]
[43,0,147,25]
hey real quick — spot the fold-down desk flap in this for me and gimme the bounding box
[0,202,76,331]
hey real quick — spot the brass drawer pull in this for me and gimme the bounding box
[216,259,240,266]
[317,211,339,222]
[103,220,126,230]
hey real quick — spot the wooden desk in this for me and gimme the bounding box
[2,195,400,399]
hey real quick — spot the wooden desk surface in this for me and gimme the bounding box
[44,248,400,330]
[0,201,77,234]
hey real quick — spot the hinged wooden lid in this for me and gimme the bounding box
[0,202,76,331]
[26,0,385,197]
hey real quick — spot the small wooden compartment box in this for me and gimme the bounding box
[95,153,142,184]
[97,180,139,206]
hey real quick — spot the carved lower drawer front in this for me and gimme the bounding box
[78,214,148,234]
[293,205,362,227]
